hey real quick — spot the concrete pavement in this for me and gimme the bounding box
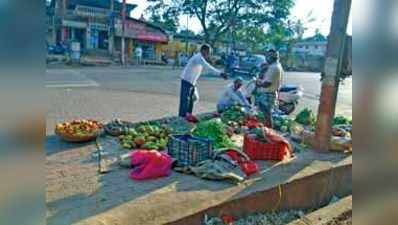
[46,65,352,133]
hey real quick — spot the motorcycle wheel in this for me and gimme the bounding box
[279,102,296,115]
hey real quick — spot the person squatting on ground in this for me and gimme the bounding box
[217,77,251,113]
[255,49,284,128]
[178,44,228,117]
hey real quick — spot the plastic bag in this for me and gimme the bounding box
[129,150,173,180]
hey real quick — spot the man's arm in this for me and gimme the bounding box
[256,80,272,88]
[199,55,221,75]
[227,88,250,107]
[256,66,275,88]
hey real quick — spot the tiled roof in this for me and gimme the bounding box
[50,0,136,12]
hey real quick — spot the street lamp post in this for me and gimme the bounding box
[185,15,189,54]
[121,0,126,65]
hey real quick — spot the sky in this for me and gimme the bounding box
[127,0,352,37]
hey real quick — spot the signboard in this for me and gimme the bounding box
[90,23,108,31]
[75,5,109,18]
[114,19,168,43]
[63,20,87,29]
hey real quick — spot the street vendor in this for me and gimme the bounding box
[179,44,228,117]
[244,63,269,104]
[217,77,251,113]
[255,49,284,127]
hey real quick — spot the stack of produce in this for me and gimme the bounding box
[193,118,234,149]
[104,119,135,136]
[220,106,247,125]
[119,124,170,150]
[295,108,316,127]
[272,115,294,133]
[332,115,352,138]
[246,127,268,143]
[55,120,103,142]
[166,117,196,135]
[333,115,352,126]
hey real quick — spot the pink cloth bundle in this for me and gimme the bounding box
[129,150,173,180]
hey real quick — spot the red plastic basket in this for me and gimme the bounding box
[243,135,291,161]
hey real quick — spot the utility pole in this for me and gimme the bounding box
[56,0,66,42]
[121,0,126,65]
[108,0,114,56]
[185,15,189,54]
[313,0,351,151]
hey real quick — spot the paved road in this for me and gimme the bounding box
[46,65,352,133]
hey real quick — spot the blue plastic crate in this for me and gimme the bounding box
[167,135,213,167]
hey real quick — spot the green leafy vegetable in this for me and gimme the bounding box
[221,106,246,124]
[333,116,352,125]
[193,118,234,149]
[295,108,316,126]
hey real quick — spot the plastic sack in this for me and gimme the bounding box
[129,150,173,180]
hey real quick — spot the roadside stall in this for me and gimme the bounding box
[54,106,352,183]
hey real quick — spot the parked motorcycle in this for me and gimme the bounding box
[277,84,303,115]
[245,79,303,115]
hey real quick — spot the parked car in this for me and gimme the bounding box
[232,54,266,76]
[47,42,68,55]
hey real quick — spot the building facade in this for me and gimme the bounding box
[47,0,169,61]
[292,41,328,56]
[114,18,168,60]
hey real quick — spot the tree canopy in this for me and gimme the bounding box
[146,0,295,47]
[145,2,180,33]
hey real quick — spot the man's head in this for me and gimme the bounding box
[233,76,243,90]
[266,49,280,64]
[200,44,212,60]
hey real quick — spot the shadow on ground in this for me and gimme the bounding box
[46,135,233,225]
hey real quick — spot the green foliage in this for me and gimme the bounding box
[147,0,294,47]
[145,2,179,33]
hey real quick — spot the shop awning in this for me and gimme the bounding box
[115,19,168,43]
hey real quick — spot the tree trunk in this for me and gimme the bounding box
[313,0,351,151]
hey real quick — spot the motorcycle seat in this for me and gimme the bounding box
[279,85,298,92]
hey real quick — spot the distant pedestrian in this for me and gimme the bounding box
[178,44,229,117]
[173,51,180,69]
[135,46,143,65]
[161,52,168,64]
[225,52,237,74]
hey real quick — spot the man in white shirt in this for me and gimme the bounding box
[135,46,143,65]
[255,49,284,127]
[179,44,228,117]
[217,77,251,113]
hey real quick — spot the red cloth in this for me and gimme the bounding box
[263,127,293,155]
[185,113,199,123]
[129,150,173,180]
[225,150,258,176]
[244,117,261,129]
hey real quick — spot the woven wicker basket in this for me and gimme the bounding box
[55,129,101,143]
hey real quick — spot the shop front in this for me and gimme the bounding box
[114,18,168,62]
